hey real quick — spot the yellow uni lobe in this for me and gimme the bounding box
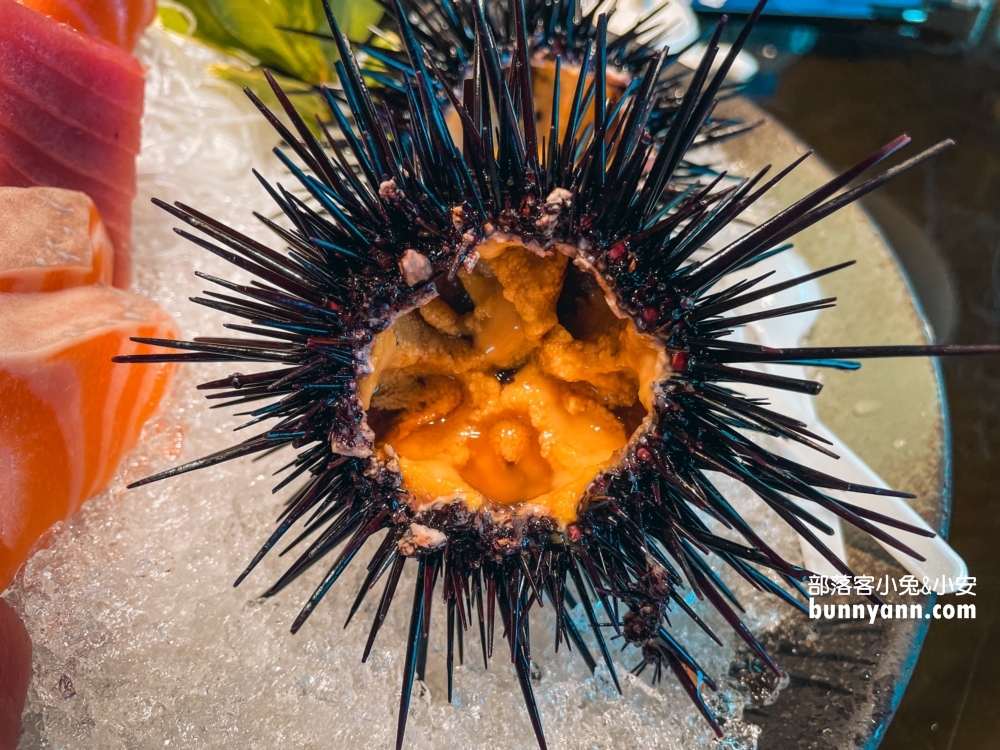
[359,242,667,527]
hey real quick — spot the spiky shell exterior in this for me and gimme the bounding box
[357,0,749,143]
[117,1,996,747]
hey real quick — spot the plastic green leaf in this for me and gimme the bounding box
[205,0,326,83]
[212,63,330,129]
[160,0,383,86]
[158,0,244,52]
[315,0,383,42]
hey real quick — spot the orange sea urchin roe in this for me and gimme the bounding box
[361,243,666,526]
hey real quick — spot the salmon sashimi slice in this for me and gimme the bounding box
[0,187,114,292]
[15,0,156,51]
[0,0,145,288]
[0,598,31,750]
[0,285,178,589]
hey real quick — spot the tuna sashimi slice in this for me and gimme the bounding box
[0,38,141,153]
[0,82,137,187]
[0,285,178,589]
[0,129,134,221]
[0,121,134,286]
[0,599,31,750]
[17,0,156,52]
[0,187,114,292]
[0,0,144,112]
[0,0,144,287]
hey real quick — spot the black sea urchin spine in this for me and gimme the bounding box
[285,0,755,147]
[116,1,1000,747]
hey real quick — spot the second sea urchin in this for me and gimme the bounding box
[117,1,1000,747]
[354,0,752,145]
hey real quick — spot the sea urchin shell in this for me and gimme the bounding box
[116,1,1000,747]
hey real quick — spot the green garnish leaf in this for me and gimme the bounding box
[212,63,330,127]
[160,0,383,86]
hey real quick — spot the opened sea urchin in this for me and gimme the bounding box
[116,1,999,747]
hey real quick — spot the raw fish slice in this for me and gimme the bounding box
[0,187,113,292]
[0,46,141,153]
[0,0,144,110]
[0,122,134,285]
[0,599,31,750]
[0,285,178,589]
[0,84,137,186]
[17,0,156,51]
[0,123,134,224]
[0,0,144,287]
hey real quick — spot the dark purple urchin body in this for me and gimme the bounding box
[116,0,1000,747]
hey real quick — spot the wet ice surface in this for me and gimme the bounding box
[6,27,811,750]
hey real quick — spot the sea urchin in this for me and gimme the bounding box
[116,1,999,747]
